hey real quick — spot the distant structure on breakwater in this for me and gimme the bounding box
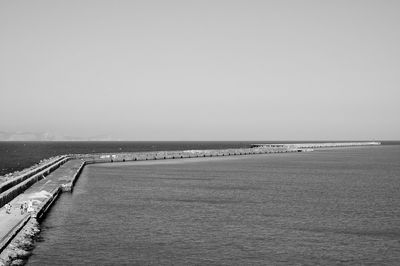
[0,142,382,264]
[251,142,381,149]
[75,145,295,164]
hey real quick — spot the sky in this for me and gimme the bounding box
[0,0,399,141]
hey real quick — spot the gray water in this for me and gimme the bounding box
[28,146,400,265]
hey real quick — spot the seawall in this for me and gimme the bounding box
[0,159,84,264]
[251,141,381,149]
[0,156,69,194]
[0,156,70,209]
[75,146,295,164]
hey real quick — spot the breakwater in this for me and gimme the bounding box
[0,156,69,209]
[76,146,294,164]
[251,141,381,149]
[0,159,84,264]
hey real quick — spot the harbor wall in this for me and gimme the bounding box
[0,156,69,194]
[251,142,381,149]
[0,186,62,261]
[0,157,69,208]
[60,161,86,192]
[33,186,62,221]
[76,146,295,164]
[0,161,83,260]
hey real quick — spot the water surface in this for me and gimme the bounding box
[28,146,400,265]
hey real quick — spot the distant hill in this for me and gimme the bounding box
[0,131,115,141]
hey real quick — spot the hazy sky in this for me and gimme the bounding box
[1,0,399,140]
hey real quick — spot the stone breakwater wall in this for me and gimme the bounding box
[0,160,83,264]
[0,156,69,194]
[0,187,61,264]
[74,146,296,164]
[251,142,381,149]
[60,161,86,192]
[0,156,70,209]
[0,219,40,265]
[33,186,63,221]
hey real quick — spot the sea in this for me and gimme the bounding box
[0,141,396,176]
[1,141,400,265]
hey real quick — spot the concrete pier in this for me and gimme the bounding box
[0,156,70,209]
[0,156,69,194]
[0,159,84,262]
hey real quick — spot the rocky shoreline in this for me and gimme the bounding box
[0,220,40,266]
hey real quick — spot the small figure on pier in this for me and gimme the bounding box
[5,203,11,214]
[27,200,34,213]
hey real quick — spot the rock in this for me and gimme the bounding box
[10,259,25,266]
[7,250,18,260]
[17,240,34,251]
[15,249,30,259]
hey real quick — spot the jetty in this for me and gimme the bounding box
[0,142,382,264]
[251,142,381,149]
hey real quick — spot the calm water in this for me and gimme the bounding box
[27,145,400,265]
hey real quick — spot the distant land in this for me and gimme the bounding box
[0,131,116,141]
